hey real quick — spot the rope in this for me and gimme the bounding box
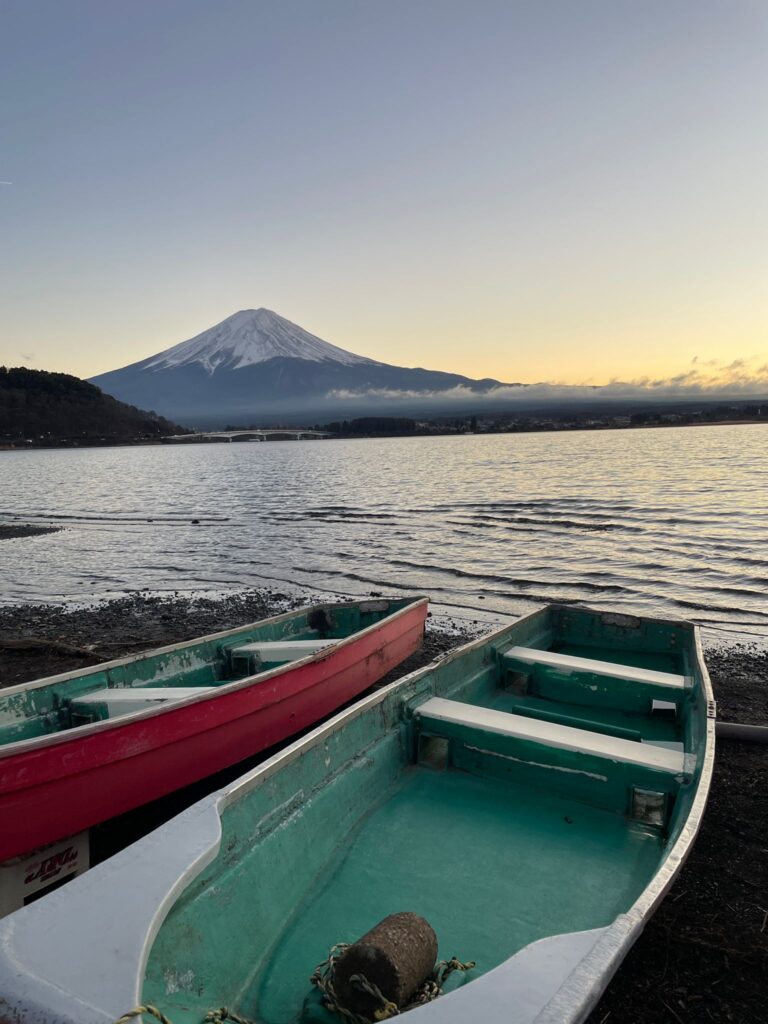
[113,951,477,1024]
[113,1006,257,1024]
[204,1009,257,1024]
[310,944,476,1023]
[113,1008,174,1024]
[310,943,369,1024]
[408,957,476,1006]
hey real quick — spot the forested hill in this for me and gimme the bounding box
[0,367,183,445]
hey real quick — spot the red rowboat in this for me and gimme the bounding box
[0,596,427,862]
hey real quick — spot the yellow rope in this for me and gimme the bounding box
[113,1005,257,1024]
[113,953,476,1024]
[205,1009,257,1024]
[113,1007,173,1024]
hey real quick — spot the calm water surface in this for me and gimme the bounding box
[1,425,766,640]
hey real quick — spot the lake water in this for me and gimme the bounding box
[1,424,766,642]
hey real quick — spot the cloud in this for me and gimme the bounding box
[537,353,768,400]
[325,353,768,406]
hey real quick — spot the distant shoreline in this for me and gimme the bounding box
[0,414,766,452]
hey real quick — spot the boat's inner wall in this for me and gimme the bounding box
[0,599,415,742]
[142,640,501,1022]
[253,767,663,1024]
[485,608,697,750]
[481,689,682,744]
[550,606,689,659]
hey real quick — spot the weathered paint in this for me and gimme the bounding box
[0,597,428,860]
[0,604,714,1024]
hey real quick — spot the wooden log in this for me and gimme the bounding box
[0,638,102,661]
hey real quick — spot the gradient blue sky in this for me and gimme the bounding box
[1,1,766,385]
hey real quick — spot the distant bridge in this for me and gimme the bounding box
[164,429,333,443]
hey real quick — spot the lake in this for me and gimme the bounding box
[1,424,766,642]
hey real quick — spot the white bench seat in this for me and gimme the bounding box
[71,686,216,717]
[416,696,685,773]
[230,640,337,663]
[504,646,688,690]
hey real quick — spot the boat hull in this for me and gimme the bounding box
[0,598,427,861]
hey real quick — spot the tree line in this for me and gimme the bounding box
[0,366,181,442]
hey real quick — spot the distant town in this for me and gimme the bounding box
[3,401,767,450]
[192,400,768,443]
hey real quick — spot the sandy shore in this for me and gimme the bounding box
[0,591,765,1022]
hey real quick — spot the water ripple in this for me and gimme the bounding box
[0,425,766,637]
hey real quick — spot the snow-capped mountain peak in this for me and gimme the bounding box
[89,307,510,425]
[145,308,376,375]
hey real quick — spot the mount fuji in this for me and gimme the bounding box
[89,309,515,426]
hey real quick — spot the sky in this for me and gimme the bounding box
[1,0,767,390]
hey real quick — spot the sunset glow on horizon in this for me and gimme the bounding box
[1,1,766,393]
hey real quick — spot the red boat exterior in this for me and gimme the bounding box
[0,599,427,861]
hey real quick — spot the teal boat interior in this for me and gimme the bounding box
[0,598,419,744]
[139,605,712,1024]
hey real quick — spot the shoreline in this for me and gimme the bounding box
[0,416,767,453]
[0,590,765,1021]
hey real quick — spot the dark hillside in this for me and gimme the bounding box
[0,366,183,445]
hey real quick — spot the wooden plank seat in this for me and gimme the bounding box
[504,646,688,690]
[229,639,337,665]
[416,696,685,773]
[71,686,216,717]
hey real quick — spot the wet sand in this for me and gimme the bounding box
[0,524,60,540]
[0,591,765,1023]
